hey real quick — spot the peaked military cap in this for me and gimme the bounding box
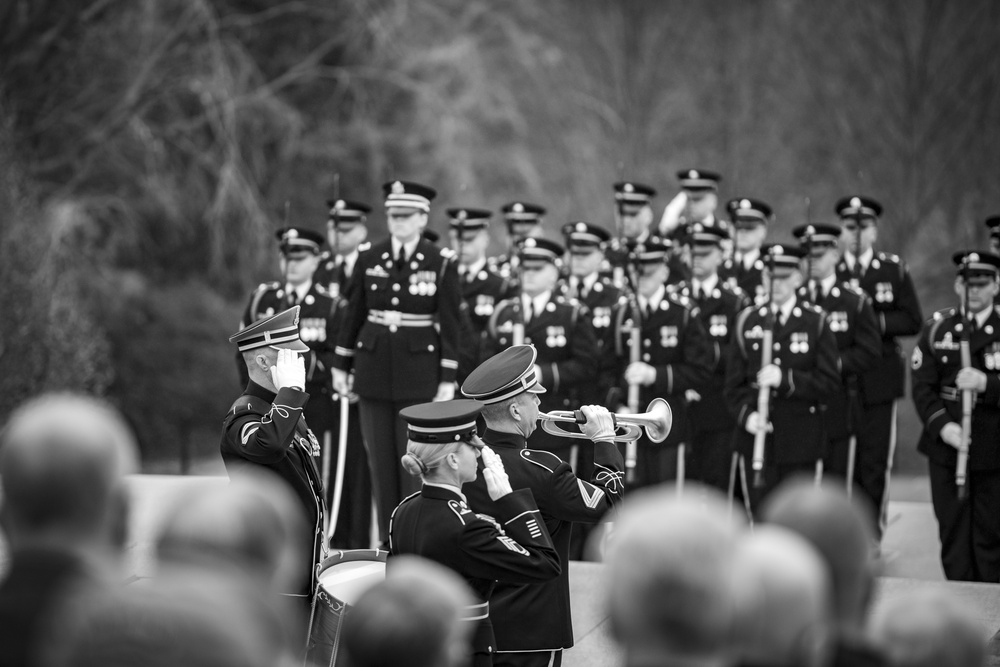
[327,199,371,225]
[685,221,729,246]
[400,399,485,444]
[952,250,1000,280]
[275,227,324,256]
[677,169,721,191]
[563,221,612,251]
[447,207,492,233]
[518,237,564,267]
[501,201,546,223]
[462,345,547,404]
[422,228,441,244]
[230,306,310,353]
[614,181,657,205]
[792,223,841,250]
[383,180,437,212]
[985,215,1000,237]
[633,239,672,264]
[761,244,806,276]
[727,198,773,225]
[835,195,883,219]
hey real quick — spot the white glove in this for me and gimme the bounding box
[685,389,702,402]
[757,364,782,388]
[745,411,771,436]
[625,361,657,386]
[580,405,616,442]
[433,382,456,402]
[940,422,963,450]
[956,368,987,394]
[332,368,352,396]
[271,349,306,391]
[481,445,512,500]
[658,191,688,236]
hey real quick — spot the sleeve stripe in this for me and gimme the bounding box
[440,359,459,369]
[335,346,355,357]
[504,509,541,525]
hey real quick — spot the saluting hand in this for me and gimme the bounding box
[271,349,306,391]
[482,445,513,500]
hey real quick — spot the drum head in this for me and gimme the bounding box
[317,549,388,606]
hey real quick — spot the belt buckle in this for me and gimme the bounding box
[383,310,402,327]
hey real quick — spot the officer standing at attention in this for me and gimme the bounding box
[611,240,713,489]
[725,244,840,509]
[719,197,773,305]
[332,180,462,547]
[462,345,626,667]
[794,224,881,492]
[835,195,923,536]
[489,201,546,281]
[912,251,1000,582]
[223,306,327,604]
[389,399,560,667]
[670,224,749,491]
[314,198,371,298]
[484,237,599,464]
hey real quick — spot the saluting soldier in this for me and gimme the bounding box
[462,345,625,667]
[835,195,923,536]
[658,169,726,236]
[670,224,749,491]
[725,244,841,509]
[488,201,546,282]
[389,399,560,667]
[911,251,1000,582]
[332,180,462,547]
[719,197,773,305]
[314,198,371,299]
[611,239,713,489]
[222,307,327,605]
[450,207,512,383]
[607,181,678,284]
[484,237,599,463]
[793,224,882,490]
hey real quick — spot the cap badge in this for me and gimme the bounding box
[688,170,698,179]
[773,245,784,255]
[575,222,587,233]
[523,238,536,248]
[624,183,634,193]
[391,181,405,195]
[969,253,980,262]
[334,200,345,210]
[740,199,751,209]
[805,225,815,235]
[513,203,524,213]
[693,223,704,233]
[850,197,861,208]
[285,228,299,239]
[458,210,467,220]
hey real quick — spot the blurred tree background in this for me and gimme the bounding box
[1,0,998,472]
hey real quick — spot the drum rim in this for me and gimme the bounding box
[317,548,388,574]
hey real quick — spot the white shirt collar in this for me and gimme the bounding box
[847,247,874,271]
[820,274,838,295]
[524,290,552,318]
[464,257,487,277]
[286,280,312,302]
[391,236,421,262]
[692,274,718,295]
[776,295,797,321]
[342,249,359,276]
[974,306,993,329]
[742,248,760,270]
[640,284,666,312]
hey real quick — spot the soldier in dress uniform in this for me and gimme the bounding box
[449,207,512,383]
[835,195,923,536]
[657,169,728,242]
[607,181,686,285]
[670,224,750,492]
[488,201,546,281]
[719,197,773,305]
[461,345,625,667]
[314,198,371,299]
[483,237,599,463]
[912,251,1000,582]
[725,244,841,510]
[332,180,462,547]
[794,224,882,496]
[610,240,713,489]
[222,307,327,604]
[389,399,560,667]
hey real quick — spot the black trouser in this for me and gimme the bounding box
[689,428,732,493]
[493,650,563,667]
[855,401,896,537]
[358,397,424,545]
[928,460,1000,582]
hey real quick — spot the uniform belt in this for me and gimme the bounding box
[367,310,435,327]
[459,601,489,622]
[940,386,983,404]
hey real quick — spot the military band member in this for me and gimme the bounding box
[462,345,625,667]
[720,197,773,304]
[835,195,923,535]
[222,307,327,603]
[332,180,462,546]
[488,201,546,281]
[911,251,1000,582]
[314,198,371,298]
[389,399,560,667]
[612,240,713,488]
[725,244,841,507]
[484,237,599,462]
[670,224,749,491]
[793,224,881,489]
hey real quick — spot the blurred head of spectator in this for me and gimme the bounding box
[870,589,985,667]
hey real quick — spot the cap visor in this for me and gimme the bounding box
[527,383,546,394]
[270,340,310,353]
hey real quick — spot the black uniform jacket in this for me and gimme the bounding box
[670,279,749,433]
[564,276,625,405]
[797,282,882,439]
[485,294,599,413]
[721,255,766,305]
[912,306,1000,472]
[389,485,560,659]
[611,293,713,447]
[221,381,327,596]
[836,251,923,405]
[333,237,462,401]
[463,428,625,651]
[725,299,841,464]
[458,265,513,382]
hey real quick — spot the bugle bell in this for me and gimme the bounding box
[538,398,672,443]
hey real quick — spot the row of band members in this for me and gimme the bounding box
[234,175,1000,587]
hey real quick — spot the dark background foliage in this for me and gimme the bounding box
[1,0,998,471]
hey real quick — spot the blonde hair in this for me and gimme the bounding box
[400,440,463,479]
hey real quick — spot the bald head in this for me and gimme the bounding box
[762,478,876,627]
[0,393,138,548]
[731,526,832,667]
[605,484,743,664]
[871,589,985,667]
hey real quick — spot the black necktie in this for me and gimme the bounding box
[397,245,407,266]
[525,300,534,323]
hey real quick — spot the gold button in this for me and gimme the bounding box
[389,325,398,333]
[393,283,401,292]
[391,297,399,306]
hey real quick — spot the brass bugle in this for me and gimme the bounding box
[538,398,672,444]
